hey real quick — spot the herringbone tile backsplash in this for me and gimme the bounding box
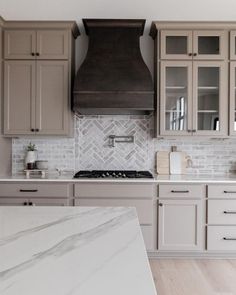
[12,115,236,175]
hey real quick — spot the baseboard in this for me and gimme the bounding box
[147,250,236,259]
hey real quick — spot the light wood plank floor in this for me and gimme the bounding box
[149,259,236,295]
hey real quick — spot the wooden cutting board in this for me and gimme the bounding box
[156,151,170,174]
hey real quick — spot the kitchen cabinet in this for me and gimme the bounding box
[207,184,236,251]
[0,197,68,206]
[74,182,156,251]
[4,29,69,60]
[160,29,227,61]
[160,60,227,136]
[158,184,204,251]
[151,22,230,137]
[2,21,79,136]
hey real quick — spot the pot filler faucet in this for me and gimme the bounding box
[108,135,134,148]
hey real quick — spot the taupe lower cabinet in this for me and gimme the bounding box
[1,21,79,136]
[158,184,204,251]
[74,182,156,251]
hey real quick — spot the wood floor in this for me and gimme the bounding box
[149,259,236,295]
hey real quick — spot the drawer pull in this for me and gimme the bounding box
[171,190,189,193]
[223,191,236,194]
[223,211,236,214]
[19,189,38,192]
[223,237,236,241]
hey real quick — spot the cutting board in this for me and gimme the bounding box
[156,151,170,174]
[169,151,187,174]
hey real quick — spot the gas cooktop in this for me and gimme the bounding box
[73,170,153,179]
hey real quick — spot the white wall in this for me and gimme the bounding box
[2,0,236,74]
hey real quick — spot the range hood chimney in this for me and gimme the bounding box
[73,19,154,115]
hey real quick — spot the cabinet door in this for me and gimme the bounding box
[160,61,193,135]
[36,30,69,60]
[158,199,203,251]
[4,30,36,59]
[160,30,193,60]
[28,198,68,206]
[192,61,227,136]
[193,30,227,60]
[35,61,69,135]
[0,198,28,206]
[230,62,236,135]
[4,60,36,135]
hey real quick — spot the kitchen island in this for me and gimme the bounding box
[0,206,157,295]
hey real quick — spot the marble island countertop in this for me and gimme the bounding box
[0,206,157,295]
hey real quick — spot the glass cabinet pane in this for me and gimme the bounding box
[165,67,188,131]
[198,36,220,55]
[197,67,220,131]
[234,68,236,131]
[166,36,188,55]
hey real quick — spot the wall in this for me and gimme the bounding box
[2,1,236,175]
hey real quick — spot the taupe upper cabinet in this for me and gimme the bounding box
[160,29,227,60]
[150,22,230,137]
[2,20,79,136]
[4,29,69,60]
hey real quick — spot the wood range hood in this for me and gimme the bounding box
[73,19,154,115]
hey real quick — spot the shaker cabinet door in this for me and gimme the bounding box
[35,61,69,135]
[36,30,69,60]
[160,61,193,135]
[4,60,36,135]
[4,30,36,60]
[192,61,227,136]
[158,199,203,251]
[160,30,193,60]
[193,30,227,60]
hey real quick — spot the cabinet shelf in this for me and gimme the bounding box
[198,110,218,113]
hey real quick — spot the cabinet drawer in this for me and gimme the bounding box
[159,184,204,199]
[74,198,153,225]
[207,226,236,251]
[0,197,68,206]
[0,183,70,198]
[208,185,236,199]
[74,183,155,199]
[208,200,236,225]
[141,225,153,251]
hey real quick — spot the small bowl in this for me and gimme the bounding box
[35,160,48,170]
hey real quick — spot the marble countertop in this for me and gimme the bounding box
[1,173,236,183]
[0,206,157,295]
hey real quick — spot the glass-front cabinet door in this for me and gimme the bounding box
[192,61,227,136]
[230,62,236,135]
[193,31,227,60]
[160,30,192,60]
[160,61,192,135]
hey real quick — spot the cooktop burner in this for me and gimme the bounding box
[73,170,153,179]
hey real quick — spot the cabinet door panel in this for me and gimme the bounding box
[160,30,192,60]
[36,30,69,60]
[35,61,69,135]
[4,61,36,135]
[193,30,227,60]
[230,31,236,60]
[192,61,227,136]
[158,199,203,251]
[4,30,36,59]
[160,61,192,135]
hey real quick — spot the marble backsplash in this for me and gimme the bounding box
[12,115,236,175]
